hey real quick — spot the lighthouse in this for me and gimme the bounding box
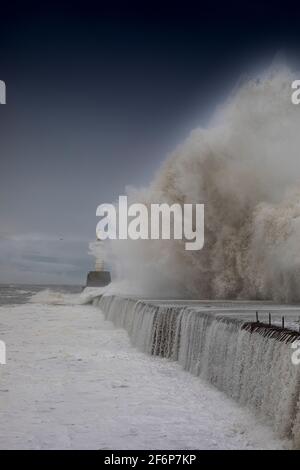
[86,239,111,287]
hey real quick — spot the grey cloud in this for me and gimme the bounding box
[0,234,93,284]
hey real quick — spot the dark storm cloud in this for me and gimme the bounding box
[1,1,300,283]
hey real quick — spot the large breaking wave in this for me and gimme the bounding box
[105,67,300,301]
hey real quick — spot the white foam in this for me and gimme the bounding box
[105,67,300,301]
[29,285,117,306]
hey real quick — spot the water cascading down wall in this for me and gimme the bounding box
[94,295,300,447]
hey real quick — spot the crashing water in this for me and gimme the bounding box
[0,284,82,306]
[96,294,300,447]
[104,67,300,302]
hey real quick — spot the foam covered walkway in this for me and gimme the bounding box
[0,302,284,449]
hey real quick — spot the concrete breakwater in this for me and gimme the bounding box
[94,295,300,447]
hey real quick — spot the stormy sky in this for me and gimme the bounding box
[1,1,300,284]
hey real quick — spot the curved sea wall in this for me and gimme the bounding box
[94,295,300,447]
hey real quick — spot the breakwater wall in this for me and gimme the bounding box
[94,295,300,447]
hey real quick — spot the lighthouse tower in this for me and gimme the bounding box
[86,239,111,287]
[94,243,105,271]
